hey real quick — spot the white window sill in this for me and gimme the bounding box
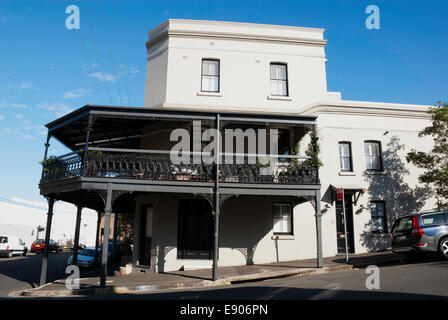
[271,235,295,240]
[364,170,386,175]
[267,95,292,101]
[339,171,356,176]
[197,92,222,97]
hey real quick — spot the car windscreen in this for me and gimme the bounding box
[79,249,95,257]
[0,236,8,243]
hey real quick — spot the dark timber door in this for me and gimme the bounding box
[178,199,213,259]
[335,192,355,254]
[139,205,152,266]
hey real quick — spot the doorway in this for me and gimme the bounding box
[139,204,153,267]
[177,199,213,259]
[335,192,355,254]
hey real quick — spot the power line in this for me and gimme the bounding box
[83,0,114,105]
[75,28,105,105]
[62,0,105,104]
[113,0,132,106]
[0,197,72,214]
[99,0,123,105]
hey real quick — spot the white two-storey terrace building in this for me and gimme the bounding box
[38,19,435,285]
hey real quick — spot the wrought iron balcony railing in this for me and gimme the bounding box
[40,150,318,185]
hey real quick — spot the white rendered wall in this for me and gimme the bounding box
[144,20,328,112]
[316,112,437,254]
[133,193,323,272]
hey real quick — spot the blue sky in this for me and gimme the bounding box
[0,0,447,203]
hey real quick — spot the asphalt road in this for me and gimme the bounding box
[1,254,447,300]
[0,251,72,297]
[88,258,448,300]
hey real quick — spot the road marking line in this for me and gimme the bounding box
[309,283,342,300]
[256,287,289,300]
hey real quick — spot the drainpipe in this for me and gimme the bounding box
[212,114,220,281]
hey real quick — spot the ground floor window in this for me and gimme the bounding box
[370,201,387,233]
[273,203,293,235]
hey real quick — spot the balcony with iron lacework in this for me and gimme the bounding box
[38,105,320,207]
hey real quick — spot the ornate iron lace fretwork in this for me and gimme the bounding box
[41,152,318,186]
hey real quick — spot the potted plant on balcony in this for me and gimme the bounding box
[256,156,272,176]
[39,156,62,175]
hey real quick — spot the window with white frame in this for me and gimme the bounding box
[338,142,352,172]
[201,59,220,92]
[273,203,293,234]
[364,141,383,171]
[270,63,288,96]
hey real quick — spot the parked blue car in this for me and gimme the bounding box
[67,248,110,268]
[391,210,448,259]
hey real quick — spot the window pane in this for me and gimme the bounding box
[370,202,386,232]
[273,217,282,233]
[284,217,292,233]
[202,60,219,76]
[422,213,445,225]
[343,157,351,171]
[371,217,384,232]
[338,143,351,171]
[365,143,372,156]
[370,143,380,156]
[371,156,380,170]
[277,65,287,80]
[201,75,219,92]
[365,142,381,170]
[370,202,385,217]
[201,76,211,91]
[278,80,287,96]
[270,64,277,79]
[210,76,219,92]
[270,64,286,80]
[273,203,292,234]
[339,143,348,156]
[270,80,279,95]
[339,157,345,171]
[396,217,413,231]
[365,142,380,157]
[270,64,288,96]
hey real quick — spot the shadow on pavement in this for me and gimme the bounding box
[3,285,448,300]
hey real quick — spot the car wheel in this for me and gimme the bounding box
[439,238,448,260]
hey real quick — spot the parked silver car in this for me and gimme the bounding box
[391,210,448,259]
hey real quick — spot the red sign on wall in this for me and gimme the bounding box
[336,188,344,201]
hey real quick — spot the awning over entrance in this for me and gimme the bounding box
[329,184,367,205]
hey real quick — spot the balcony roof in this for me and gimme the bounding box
[46,105,317,151]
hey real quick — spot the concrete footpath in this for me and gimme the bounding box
[16,251,404,298]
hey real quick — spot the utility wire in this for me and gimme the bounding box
[0,197,71,214]
[62,0,105,104]
[99,0,124,105]
[83,0,114,105]
[113,0,132,106]
[75,29,105,105]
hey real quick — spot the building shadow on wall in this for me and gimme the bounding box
[218,195,273,267]
[361,135,431,252]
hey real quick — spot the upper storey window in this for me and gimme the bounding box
[270,63,288,96]
[201,59,220,92]
[364,141,383,171]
